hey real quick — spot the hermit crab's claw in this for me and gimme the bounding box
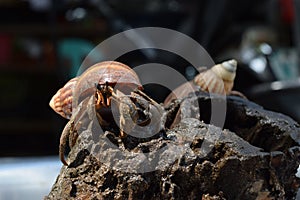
[119,95,152,138]
[117,90,165,139]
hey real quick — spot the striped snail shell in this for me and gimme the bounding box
[49,61,143,119]
[193,59,237,94]
[49,77,78,119]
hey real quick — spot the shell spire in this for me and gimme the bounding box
[211,59,237,82]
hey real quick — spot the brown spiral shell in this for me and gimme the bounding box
[49,61,143,119]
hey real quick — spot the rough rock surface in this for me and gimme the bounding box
[45,91,300,200]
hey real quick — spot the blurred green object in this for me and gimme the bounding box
[269,48,299,81]
[58,38,101,78]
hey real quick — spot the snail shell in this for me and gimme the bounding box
[164,59,237,106]
[49,61,143,119]
[49,77,78,119]
[194,59,237,94]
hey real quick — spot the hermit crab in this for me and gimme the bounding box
[50,61,165,165]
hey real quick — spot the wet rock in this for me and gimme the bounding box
[45,91,300,200]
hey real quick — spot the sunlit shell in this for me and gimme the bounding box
[49,61,142,119]
[194,59,237,94]
[77,61,141,88]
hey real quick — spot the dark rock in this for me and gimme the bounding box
[45,91,300,200]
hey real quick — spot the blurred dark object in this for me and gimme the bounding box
[215,0,300,123]
[248,79,300,122]
[0,71,63,156]
[294,0,300,69]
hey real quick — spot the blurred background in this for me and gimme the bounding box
[0,0,299,199]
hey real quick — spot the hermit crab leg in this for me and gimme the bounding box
[59,121,73,166]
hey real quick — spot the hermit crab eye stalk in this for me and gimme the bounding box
[96,81,110,91]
